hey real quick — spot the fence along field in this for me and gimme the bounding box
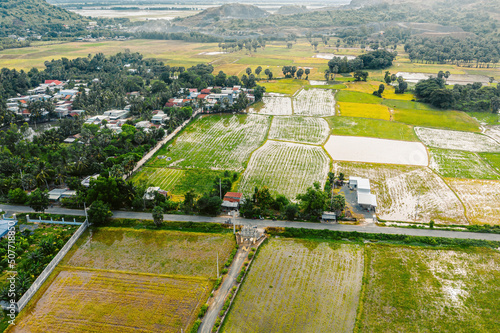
[149,114,271,171]
[222,238,364,333]
[446,178,500,225]
[334,162,467,224]
[268,116,330,145]
[239,140,330,199]
[11,228,236,333]
[415,127,500,152]
[358,245,500,332]
[292,88,336,116]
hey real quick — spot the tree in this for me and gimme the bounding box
[8,188,28,204]
[246,67,252,76]
[384,71,392,84]
[284,203,298,220]
[182,190,196,213]
[255,66,262,76]
[87,200,113,226]
[296,182,329,220]
[304,68,310,78]
[152,205,164,227]
[197,194,222,216]
[331,194,346,215]
[429,89,455,109]
[287,42,293,49]
[297,68,304,79]
[330,66,339,81]
[27,188,49,213]
[353,70,368,81]
[373,84,385,97]
[253,186,274,211]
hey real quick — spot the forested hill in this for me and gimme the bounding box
[0,0,87,36]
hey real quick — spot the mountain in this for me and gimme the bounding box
[178,3,270,27]
[276,5,310,16]
[0,0,87,36]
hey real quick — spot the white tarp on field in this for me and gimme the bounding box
[325,135,429,166]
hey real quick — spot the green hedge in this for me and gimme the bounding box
[267,227,500,249]
[104,218,231,233]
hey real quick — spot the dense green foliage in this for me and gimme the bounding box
[405,36,500,67]
[267,227,500,249]
[0,224,79,301]
[327,50,396,74]
[415,78,500,111]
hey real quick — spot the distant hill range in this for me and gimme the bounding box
[276,5,310,16]
[179,3,269,27]
[0,0,87,36]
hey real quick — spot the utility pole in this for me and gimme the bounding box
[84,202,88,222]
[219,178,222,200]
[415,187,421,222]
[20,170,25,191]
[216,252,219,279]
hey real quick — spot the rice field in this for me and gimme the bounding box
[10,270,210,333]
[325,116,419,142]
[325,135,428,166]
[359,245,500,332]
[11,228,236,333]
[222,238,364,333]
[335,162,467,224]
[484,125,500,142]
[64,228,235,277]
[239,140,330,199]
[479,153,500,173]
[131,167,185,190]
[415,127,500,152]
[335,90,381,104]
[337,102,391,120]
[446,178,500,225]
[393,109,480,132]
[429,148,500,180]
[292,88,336,116]
[150,114,271,171]
[268,116,330,145]
[250,96,293,115]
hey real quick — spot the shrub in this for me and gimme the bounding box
[198,304,209,318]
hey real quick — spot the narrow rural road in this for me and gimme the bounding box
[198,247,248,333]
[125,110,200,178]
[2,204,500,241]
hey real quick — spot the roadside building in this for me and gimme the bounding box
[221,192,243,212]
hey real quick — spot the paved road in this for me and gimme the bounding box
[198,247,248,333]
[2,204,500,241]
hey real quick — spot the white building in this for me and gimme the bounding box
[349,177,377,211]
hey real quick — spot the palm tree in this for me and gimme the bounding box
[36,161,51,189]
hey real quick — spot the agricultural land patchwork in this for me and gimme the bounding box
[238,140,330,199]
[11,228,236,333]
[222,238,364,333]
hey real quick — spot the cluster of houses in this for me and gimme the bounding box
[169,86,256,110]
[6,79,87,122]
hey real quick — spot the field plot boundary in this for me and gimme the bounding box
[415,127,500,153]
[12,268,211,333]
[239,140,330,199]
[58,265,211,282]
[222,238,364,333]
